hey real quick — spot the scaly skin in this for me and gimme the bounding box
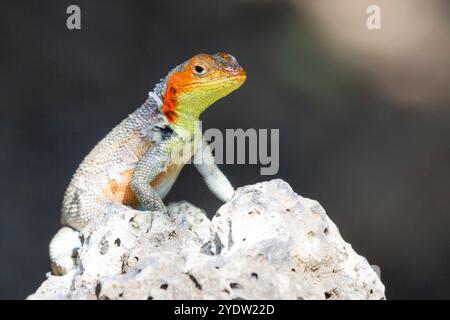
[50,54,246,273]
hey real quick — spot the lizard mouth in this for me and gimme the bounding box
[188,68,247,90]
[221,73,247,86]
[186,77,245,93]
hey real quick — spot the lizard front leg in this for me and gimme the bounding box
[194,141,235,203]
[131,142,169,211]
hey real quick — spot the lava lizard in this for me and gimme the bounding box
[49,53,246,274]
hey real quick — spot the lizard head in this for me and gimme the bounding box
[162,53,246,128]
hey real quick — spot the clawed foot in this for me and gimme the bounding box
[128,206,168,236]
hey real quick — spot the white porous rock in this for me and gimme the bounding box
[28,179,385,300]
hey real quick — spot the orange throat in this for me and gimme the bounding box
[162,84,178,123]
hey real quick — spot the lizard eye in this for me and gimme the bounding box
[194,65,207,75]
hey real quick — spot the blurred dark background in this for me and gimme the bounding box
[1,0,449,299]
